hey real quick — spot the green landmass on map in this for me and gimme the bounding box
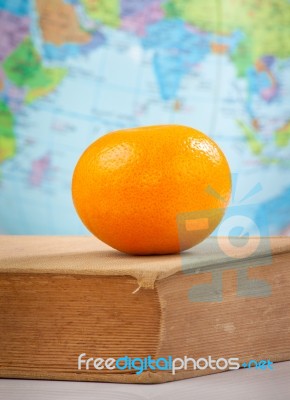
[25,68,67,103]
[3,37,67,103]
[0,101,16,163]
[230,40,253,77]
[275,121,290,148]
[81,0,120,28]
[237,120,264,155]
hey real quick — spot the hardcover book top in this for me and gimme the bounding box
[0,236,289,289]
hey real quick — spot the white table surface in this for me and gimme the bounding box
[1,361,289,400]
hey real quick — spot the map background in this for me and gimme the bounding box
[0,0,289,237]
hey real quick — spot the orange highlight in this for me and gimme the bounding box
[255,59,265,72]
[252,119,260,131]
[211,43,228,54]
[173,100,181,111]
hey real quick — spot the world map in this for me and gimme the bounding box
[0,0,289,237]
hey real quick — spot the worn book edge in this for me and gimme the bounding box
[0,236,290,289]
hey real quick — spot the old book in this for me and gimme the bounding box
[0,235,289,384]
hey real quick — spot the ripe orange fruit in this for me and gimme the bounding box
[72,125,231,255]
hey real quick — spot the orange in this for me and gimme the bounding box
[72,125,231,255]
